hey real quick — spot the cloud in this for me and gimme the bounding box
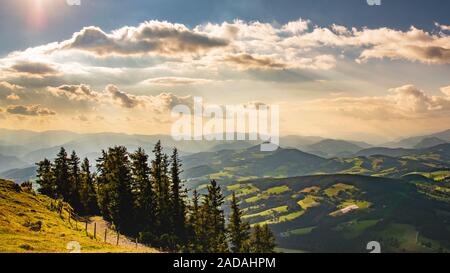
[73,114,89,122]
[221,53,336,70]
[354,27,450,64]
[7,60,60,76]
[6,104,56,116]
[59,21,229,56]
[105,84,142,108]
[143,77,215,86]
[0,19,447,92]
[48,84,98,101]
[0,81,23,91]
[222,53,288,70]
[441,85,450,96]
[307,84,450,120]
[6,93,20,101]
[435,22,450,32]
[281,19,310,34]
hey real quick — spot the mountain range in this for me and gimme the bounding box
[1,128,449,182]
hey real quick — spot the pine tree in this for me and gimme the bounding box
[53,147,70,200]
[105,146,135,233]
[36,159,55,198]
[151,141,171,240]
[260,224,276,253]
[228,192,250,253]
[202,180,228,252]
[96,150,111,220]
[68,151,82,212]
[169,148,187,246]
[130,148,157,237]
[250,224,263,253]
[187,189,202,252]
[250,224,276,253]
[80,157,98,215]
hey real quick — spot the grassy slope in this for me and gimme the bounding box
[222,174,450,252]
[0,179,158,253]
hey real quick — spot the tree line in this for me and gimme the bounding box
[35,141,276,252]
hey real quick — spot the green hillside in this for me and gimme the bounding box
[182,144,450,184]
[222,174,450,253]
[0,179,158,253]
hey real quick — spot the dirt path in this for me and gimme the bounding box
[85,216,158,251]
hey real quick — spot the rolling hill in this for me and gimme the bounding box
[0,179,158,253]
[222,174,450,253]
[384,129,450,148]
[0,154,29,173]
[182,143,450,183]
[305,139,366,158]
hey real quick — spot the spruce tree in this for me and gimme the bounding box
[260,224,276,253]
[187,189,202,252]
[80,157,98,215]
[105,146,135,233]
[96,150,111,220]
[68,151,82,212]
[170,148,187,245]
[228,192,250,253]
[202,180,228,252]
[250,224,263,253]
[130,148,157,237]
[151,141,171,241]
[53,147,70,200]
[250,224,276,253]
[36,159,55,198]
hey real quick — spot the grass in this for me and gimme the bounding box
[378,223,425,252]
[255,210,305,226]
[242,206,288,219]
[245,185,290,203]
[324,183,356,198]
[300,186,321,193]
[297,195,322,210]
[333,219,380,239]
[338,200,371,210]
[281,226,316,237]
[0,179,158,253]
[266,186,290,194]
[225,184,259,201]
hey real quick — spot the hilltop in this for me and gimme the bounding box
[0,179,158,253]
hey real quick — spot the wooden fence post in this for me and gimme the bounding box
[93,223,97,239]
[104,229,107,242]
[85,221,88,236]
[135,238,138,249]
[116,231,120,246]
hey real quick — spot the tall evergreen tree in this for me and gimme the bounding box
[202,180,228,252]
[151,141,171,238]
[96,150,111,220]
[105,146,135,233]
[68,151,82,212]
[80,157,98,215]
[260,224,276,253]
[250,224,276,253]
[130,148,157,236]
[228,192,250,253]
[187,189,202,252]
[53,147,70,200]
[36,159,55,198]
[169,148,187,245]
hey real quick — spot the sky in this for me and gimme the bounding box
[0,0,449,143]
